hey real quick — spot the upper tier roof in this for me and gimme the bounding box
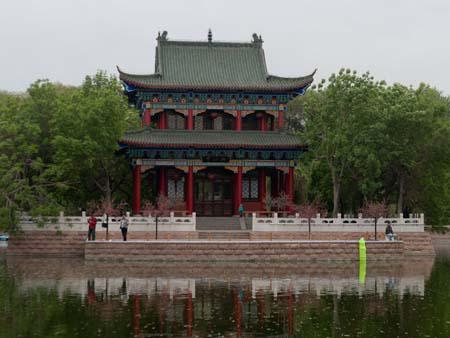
[118,32,315,92]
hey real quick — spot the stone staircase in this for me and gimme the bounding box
[7,231,85,257]
[195,217,251,240]
[196,217,245,231]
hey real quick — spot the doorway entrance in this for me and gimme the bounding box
[194,168,233,216]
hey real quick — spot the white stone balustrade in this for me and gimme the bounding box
[252,213,425,232]
[18,211,196,232]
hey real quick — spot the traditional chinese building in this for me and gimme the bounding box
[118,31,314,216]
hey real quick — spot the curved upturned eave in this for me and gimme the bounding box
[117,66,315,93]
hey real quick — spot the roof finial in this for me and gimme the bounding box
[208,28,212,43]
[252,33,263,43]
[157,31,168,41]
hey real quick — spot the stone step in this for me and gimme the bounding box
[196,217,243,231]
[197,231,250,240]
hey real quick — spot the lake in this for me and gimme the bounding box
[0,251,449,337]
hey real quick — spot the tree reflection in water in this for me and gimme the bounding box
[1,257,450,337]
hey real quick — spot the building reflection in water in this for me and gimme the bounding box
[7,258,435,337]
[16,273,426,301]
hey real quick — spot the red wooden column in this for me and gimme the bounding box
[259,168,266,211]
[273,170,281,197]
[285,167,294,203]
[278,110,284,130]
[236,110,242,131]
[159,111,167,129]
[234,167,243,215]
[143,108,152,127]
[260,114,267,131]
[132,164,141,215]
[158,167,167,197]
[186,166,194,214]
[187,109,194,130]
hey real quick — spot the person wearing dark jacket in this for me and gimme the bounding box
[385,222,394,241]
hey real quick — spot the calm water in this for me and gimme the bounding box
[1,252,450,338]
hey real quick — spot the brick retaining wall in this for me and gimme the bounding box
[250,231,435,256]
[84,240,404,262]
[7,229,434,258]
[6,230,199,257]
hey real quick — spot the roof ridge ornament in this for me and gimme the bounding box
[208,28,212,43]
[252,33,263,44]
[157,30,168,41]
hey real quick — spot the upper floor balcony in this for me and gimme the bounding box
[144,109,284,131]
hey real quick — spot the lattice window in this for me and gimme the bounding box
[214,115,223,130]
[195,115,203,130]
[242,173,258,200]
[168,177,185,199]
[242,180,250,199]
[167,111,185,130]
[251,178,258,198]
[168,179,176,198]
[176,179,184,198]
[222,114,235,130]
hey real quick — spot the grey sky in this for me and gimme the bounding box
[1,0,449,94]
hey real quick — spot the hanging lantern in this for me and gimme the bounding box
[209,112,218,119]
[207,172,216,181]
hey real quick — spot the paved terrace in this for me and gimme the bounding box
[7,212,434,259]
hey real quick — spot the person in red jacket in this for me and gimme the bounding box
[88,215,97,241]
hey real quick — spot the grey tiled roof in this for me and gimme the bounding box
[120,129,304,149]
[118,37,315,91]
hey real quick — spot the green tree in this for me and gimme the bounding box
[0,72,139,230]
[0,89,60,230]
[381,84,450,221]
[51,71,139,209]
[299,69,386,216]
[289,72,450,224]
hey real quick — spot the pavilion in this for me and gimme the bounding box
[118,30,315,216]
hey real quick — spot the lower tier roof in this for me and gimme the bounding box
[120,129,304,150]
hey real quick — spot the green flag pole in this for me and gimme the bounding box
[359,237,366,284]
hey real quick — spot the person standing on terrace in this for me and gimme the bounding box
[120,215,129,241]
[87,215,97,241]
[385,221,394,241]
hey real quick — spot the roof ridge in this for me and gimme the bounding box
[159,39,260,48]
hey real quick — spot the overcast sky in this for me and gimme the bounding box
[1,0,449,94]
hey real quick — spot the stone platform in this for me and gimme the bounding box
[7,230,435,260]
